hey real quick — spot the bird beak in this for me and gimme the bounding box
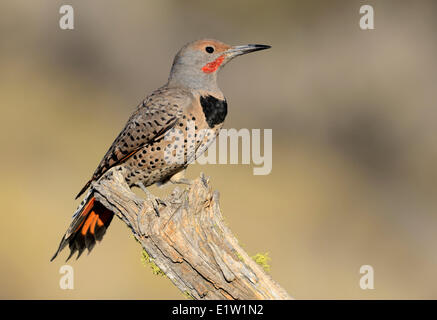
[226,44,271,58]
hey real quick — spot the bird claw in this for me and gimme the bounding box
[152,202,160,217]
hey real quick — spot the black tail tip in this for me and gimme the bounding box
[75,180,91,199]
[50,252,57,262]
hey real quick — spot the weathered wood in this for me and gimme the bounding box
[92,167,292,300]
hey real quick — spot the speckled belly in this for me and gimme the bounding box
[123,112,222,188]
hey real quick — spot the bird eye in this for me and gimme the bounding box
[205,46,214,54]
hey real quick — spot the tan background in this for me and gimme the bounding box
[1,0,437,299]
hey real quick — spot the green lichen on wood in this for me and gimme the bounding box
[182,290,195,300]
[235,251,245,262]
[251,252,271,272]
[141,249,166,277]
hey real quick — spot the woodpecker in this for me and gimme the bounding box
[51,39,270,261]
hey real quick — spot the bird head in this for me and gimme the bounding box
[168,39,271,93]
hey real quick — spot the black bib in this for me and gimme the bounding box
[200,95,228,128]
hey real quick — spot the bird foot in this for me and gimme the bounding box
[136,182,154,200]
[136,182,163,217]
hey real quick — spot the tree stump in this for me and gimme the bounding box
[92,168,292,300]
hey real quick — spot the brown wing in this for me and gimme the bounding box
[75,86,192,199]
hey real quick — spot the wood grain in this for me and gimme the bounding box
[92,167,292,300]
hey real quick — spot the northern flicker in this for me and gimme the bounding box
[51,39,270,261]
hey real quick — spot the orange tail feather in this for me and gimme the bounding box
[51,193,114,261]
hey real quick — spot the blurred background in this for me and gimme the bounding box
[1,0,436,299]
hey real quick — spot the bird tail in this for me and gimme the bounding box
[50,190,114,261]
